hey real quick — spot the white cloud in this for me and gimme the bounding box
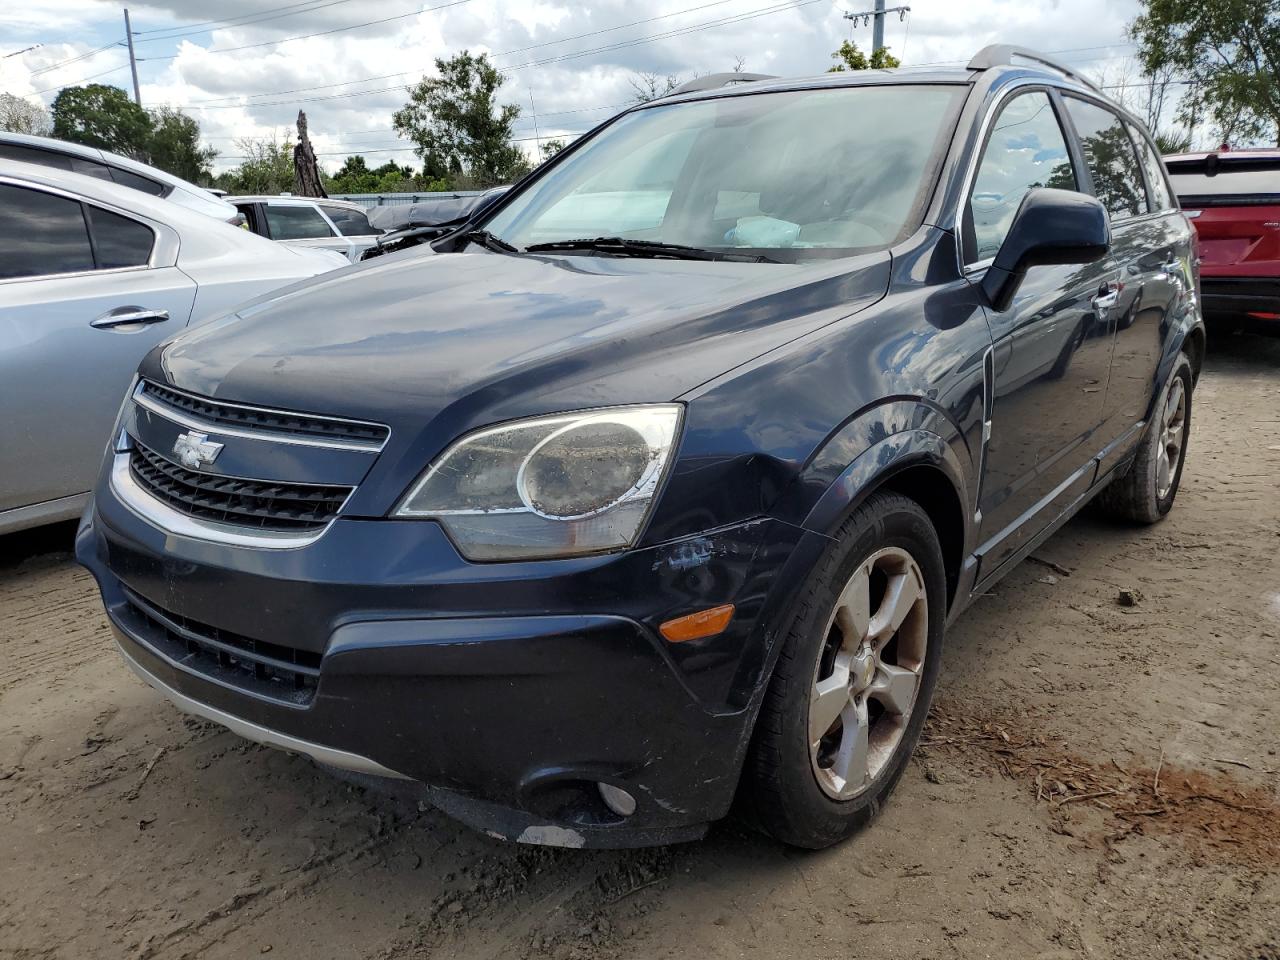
[3,0,1145,174]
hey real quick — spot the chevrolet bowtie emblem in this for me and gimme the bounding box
[172,430,224,469]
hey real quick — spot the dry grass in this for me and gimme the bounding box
[923,701,1280,867]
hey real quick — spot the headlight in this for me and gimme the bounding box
[395,405,683,560]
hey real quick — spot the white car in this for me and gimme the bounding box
[0,160,348,535]
[231,195,384,262]
[0,131,240,224]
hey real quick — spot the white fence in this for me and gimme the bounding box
[329,191,488,209]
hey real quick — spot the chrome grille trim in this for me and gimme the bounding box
[134,381,390,452]
[110,453,332,549]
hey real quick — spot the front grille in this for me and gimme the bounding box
[140,381,390,446]
[129,442,352,532]
[123,588,319,704]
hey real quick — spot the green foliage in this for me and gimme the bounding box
[539,138,567,161]
[51,84,152,158]
[394,50,528,188]
[828,41,901,72]
[44,84,216,181]
[1153,128,1193,153]
[147,106,217,183]
[213,135,294,195]
[1131,0,1280,145]
[324,155,427,194]
[0,93,51,135]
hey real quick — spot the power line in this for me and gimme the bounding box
[138,0,478,62]
[27,40,122,77]
[32,61,130,95]
[133,0,360,40]
[185,0,743,105]
[182,0,826,111]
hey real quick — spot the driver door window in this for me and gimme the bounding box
[965,91,1077,264]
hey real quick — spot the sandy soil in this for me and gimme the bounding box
[2,332,1278,960]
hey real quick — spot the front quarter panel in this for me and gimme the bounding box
[656,228,988,546]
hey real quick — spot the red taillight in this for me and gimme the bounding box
[1248,311,1280,320]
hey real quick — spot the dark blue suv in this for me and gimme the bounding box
[77,46,1204,849]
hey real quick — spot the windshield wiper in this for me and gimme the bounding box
[524,237,777,263]
[456,229,519,254]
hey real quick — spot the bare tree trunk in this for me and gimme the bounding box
[293,110,327,198]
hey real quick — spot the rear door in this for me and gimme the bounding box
[262,201,355,259]
[0,181,197,513]
[1060,97,1189,467]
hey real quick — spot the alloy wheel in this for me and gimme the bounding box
[808,546,929,801]
[1156,376,1187,500]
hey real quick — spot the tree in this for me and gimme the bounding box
[51,84,152,158]
[539,138,567,162]
[1131,0,1280,145]
[394,50,527,188]
[293,110,326,198]
[0,93,51,135]
[147,105,216,182]
[629,72,683,103]
[215,134,294,195]
[828,40,901,72]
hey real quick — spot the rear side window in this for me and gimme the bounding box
[1063,97,1146,221]
[263,204,335,240]
[87,205,154,268]
[1128,127,1174,211]
[0,184,95,279]
[109,166,167,196]
[966,90,1077,264]
[321,204,378,236]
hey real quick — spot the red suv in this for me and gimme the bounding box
[1165,149,1280,329]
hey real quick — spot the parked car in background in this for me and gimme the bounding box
[231,196,383,262]
[79,47,1203,851]
[0,160,347,536]
[359,187,509,261]
[1166,149,1280,331]
[0,132,241,224]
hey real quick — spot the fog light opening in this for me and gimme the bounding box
[597,782,637,817]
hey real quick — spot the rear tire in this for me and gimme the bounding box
[740,492,946,849]
[1097,353,1193,524]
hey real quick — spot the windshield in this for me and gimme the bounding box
[484,84,965,261]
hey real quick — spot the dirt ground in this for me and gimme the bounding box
[2,332,1278,960]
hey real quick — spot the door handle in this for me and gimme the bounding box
[1091,283,1120,313]
[90,306,170,329]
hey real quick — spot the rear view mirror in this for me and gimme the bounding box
[982,188,1110,311]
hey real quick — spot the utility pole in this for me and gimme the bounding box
[842,2,911,56]
[528,89,542,159]
[123,8,141,106]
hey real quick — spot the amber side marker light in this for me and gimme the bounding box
[659,603,735,643]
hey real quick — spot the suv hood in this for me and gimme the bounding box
[152,248,889,445]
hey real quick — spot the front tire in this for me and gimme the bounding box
[741,492,946,849]
[1098,353,1193,524]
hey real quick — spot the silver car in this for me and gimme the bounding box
[0,161,348,535]
[231,196,384,262]
[0,131,240,224]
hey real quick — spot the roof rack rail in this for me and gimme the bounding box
[967,44,1103,94]
[664,72,778,97]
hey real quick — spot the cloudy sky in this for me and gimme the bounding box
[1,0,1147,173]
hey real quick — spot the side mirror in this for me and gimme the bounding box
[981,188,1111,312]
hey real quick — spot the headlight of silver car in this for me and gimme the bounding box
[394,405,683,560]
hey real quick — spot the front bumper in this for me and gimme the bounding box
[77,480,822,847]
